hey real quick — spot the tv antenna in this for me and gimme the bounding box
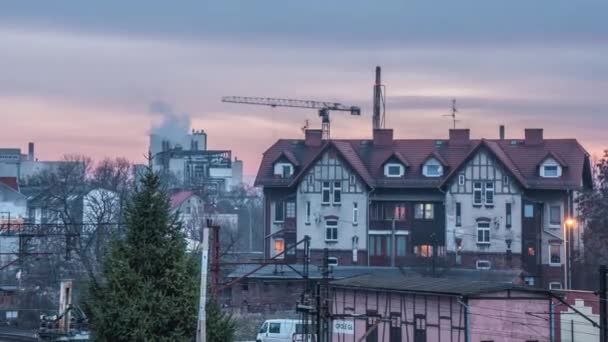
[301,119,309,133]
[443,98,459,129]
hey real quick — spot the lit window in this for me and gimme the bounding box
[274,239,285,255]
[414,203,434,220]
[394,204,407,221]
[322,182,331,204]
[473,182,483,205]
[549,205,561,226]
[485,182,494,205]
[477,221,490,244]
[415,245,433,258]
[325,220,338,242]
[333,181,341,204]
[550,244,561,265]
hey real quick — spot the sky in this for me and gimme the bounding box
[1,1,607,178]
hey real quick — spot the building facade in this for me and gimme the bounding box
[255,128,592,289]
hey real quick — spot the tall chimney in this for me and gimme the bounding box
[28,142,34,161]
[372,66,382,130]
[524,128,544,145]
[499,125,505,140]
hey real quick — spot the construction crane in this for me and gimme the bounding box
[221,96,361,140]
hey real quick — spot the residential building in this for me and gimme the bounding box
[150,130,243,193]
[255,127,592,289]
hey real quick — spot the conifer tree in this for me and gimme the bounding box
[86,168,197,341]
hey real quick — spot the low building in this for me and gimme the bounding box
[553,290,600,342]
[330,273,554,341]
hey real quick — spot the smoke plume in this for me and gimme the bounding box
[149,101,191,141]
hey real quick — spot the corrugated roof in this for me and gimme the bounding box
[255,136,590,191]
[331,273,543,297]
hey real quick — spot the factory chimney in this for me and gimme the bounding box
[499,125,505,140]
[28,142,34,161]
[372,66,384,130]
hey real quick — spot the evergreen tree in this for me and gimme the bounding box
[578,151,608,264]
[206,300,236,342]
[85,168,198,341]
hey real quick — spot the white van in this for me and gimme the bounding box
[256,319,315,342]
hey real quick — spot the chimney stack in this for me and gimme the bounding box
[449,129,470,145]
[28,142,34,161]
[524,128,544,145]
[499,125,505,140]
[304,129,323,147]
[373,129,393,146]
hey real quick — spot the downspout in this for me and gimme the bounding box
[367,187,376,267]
[458,297,470,342]
[550,300,554,342]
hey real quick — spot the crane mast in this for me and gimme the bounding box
[221,96,361,140]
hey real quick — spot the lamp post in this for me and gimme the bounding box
[564,218,575,289]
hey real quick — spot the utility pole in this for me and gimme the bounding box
[600,265,607,342]
[196,227,210,342]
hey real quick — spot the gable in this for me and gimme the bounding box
[448,148,520,194]
[298,151,365,194]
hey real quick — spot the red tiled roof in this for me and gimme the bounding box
[0,177,19,192]
[255,137,591,191]
[170,190,196,209]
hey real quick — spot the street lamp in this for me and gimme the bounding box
[564,218,575,289]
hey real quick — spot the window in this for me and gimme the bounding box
[541,164,560,178]
[327,257,339,266]
[503,175,509,186]
[455,202,462,226]
[458,174,465,185]
[369,235,377,256]
[333,181,341,204]
[384,163,404,177]
[274,202,284,222]
[305,201,311,224]
[549,205,561,226]
[473,182,483,205]
[477,221,491,244]
[549,282,562,290]
[415,245,433,258]
[394,203,407,220]
[524,204,534,218]
[185,205,192,214]
[506,203,512,228]
[353,202,358,225]
[325,220,338,242]
[269,322,281,334]
[485,182,494,205]
[476,260,491,270]
[396,236,407,256]
[282,165,292,178]
[274,239,285,255]
[259,322,268,334]
[423,163,442,177]
[349,174,356,185]
[414,203,434,220]
[550,244,561,265]
[286,202,296,218]
[322,182,331,204]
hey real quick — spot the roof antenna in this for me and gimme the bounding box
[443,98,459,129]
[301,119,309,133]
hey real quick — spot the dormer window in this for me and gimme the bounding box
[540,159,562,178]
[384,163,405,177]
[423,159,443,177]
[273,162,294,178]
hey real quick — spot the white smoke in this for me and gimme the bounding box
[149,101,191,142]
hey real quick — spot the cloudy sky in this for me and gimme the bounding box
[1,1,607,177]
